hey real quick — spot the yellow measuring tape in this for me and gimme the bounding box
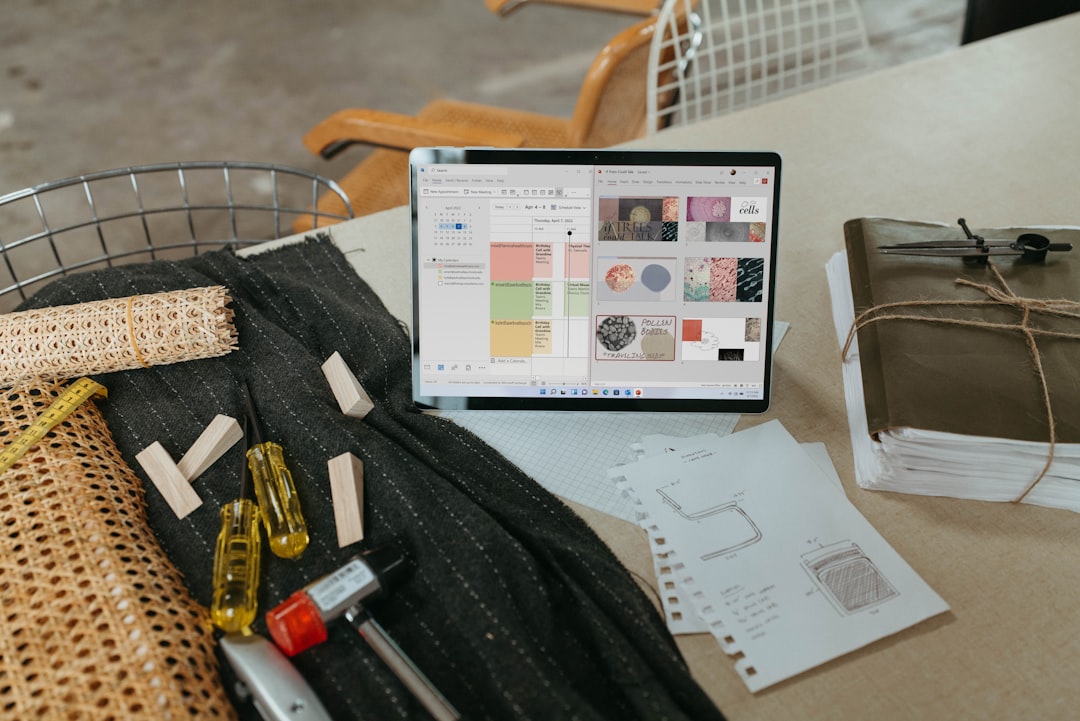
[0,377,108,474]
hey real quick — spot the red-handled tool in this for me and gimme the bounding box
[265,548,459,721]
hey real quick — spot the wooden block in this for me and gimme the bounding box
[136,441,203,519]
[176,414,243,481]
[322,351,374,419]
[327,452,365,547]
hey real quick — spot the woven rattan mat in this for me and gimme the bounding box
[0,286,236,388]
[0,382,235,719]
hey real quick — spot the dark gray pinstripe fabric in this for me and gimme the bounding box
[23,237,725,721]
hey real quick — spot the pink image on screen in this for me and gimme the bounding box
[663,197,679,222]
[709,257,737,302]
[605,263,635,292]
[687,197,731,222]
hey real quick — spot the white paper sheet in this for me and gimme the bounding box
[612,420,949,691]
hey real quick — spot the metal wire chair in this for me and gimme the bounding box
[647,0,872,131]
[0,161,353,311]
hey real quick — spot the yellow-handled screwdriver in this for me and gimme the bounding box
[211,427,262,633]
[243,380,309,559]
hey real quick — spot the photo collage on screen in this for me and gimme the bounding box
[593,193,768,367]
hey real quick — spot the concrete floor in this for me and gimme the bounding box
[0,0,965,269]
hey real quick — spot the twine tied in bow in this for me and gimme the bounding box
[842,261,1080,503]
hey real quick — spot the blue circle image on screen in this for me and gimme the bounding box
[640,263,672,292]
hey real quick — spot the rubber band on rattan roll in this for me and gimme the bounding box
[0,286,237,388]
[0,382,237,719]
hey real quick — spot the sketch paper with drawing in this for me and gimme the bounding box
[631,435,843,636]
[612,419,949,691]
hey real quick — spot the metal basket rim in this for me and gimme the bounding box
[0,160,354,305]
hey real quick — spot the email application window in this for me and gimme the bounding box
[415,162,776,400]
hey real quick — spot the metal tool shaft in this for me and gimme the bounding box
[344,606,460,721]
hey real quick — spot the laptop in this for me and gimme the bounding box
[409,147,781,412]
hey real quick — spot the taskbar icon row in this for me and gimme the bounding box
[539,387,643,397]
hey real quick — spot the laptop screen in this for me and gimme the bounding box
[409,147,781,412]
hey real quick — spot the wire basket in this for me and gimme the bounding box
[0,161,350,717]
[0,161,353,312]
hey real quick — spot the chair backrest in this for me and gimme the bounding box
[646,0,871,131]
[565,14,668,147]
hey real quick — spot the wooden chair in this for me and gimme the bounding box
[297,12,668,228]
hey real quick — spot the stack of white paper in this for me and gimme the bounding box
[610,420,949,691]
[826,252,1080,513]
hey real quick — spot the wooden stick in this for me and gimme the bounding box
[322,351,374,419]
[327,452,365,547]
[176,414,243,481]
[135,441,203,519]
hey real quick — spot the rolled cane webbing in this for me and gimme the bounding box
[0,383,236,720]
[0,286,237,389]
